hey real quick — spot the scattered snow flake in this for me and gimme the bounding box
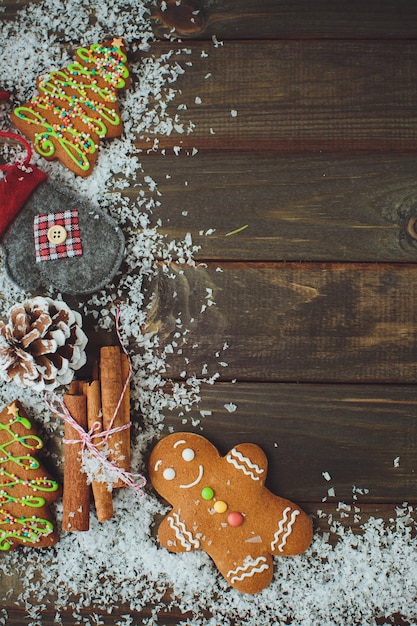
[212,34,224,47]
[322,471,332,482]
[224,402,237,413]
[231,109,238,117]
[327,487,336,498]
[195,96,202,104]
[337,502,351,512]
[2,6,417,626]
[394,456,400,467]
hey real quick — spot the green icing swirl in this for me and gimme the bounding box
[0,510,54,551]
[14,106,97,171]
[13,41,128,172]
[0,405,59,549]
[72,43,129,89]
[37,70,121,134]
[0,409,42,468]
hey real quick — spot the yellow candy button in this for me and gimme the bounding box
[214,500,228,514]
[47,225,67,245]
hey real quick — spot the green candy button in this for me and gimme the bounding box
[201,487,214,500]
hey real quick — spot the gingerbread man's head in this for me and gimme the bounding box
[149,432,219,502]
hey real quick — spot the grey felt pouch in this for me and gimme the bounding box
[3,180,125,295]
[0,131,124,295]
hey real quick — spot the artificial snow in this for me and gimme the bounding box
[0,1,416,625]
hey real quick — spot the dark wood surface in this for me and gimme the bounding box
[150,0,417,40]
[2,0,417,623]
[134,153,417,262]
[145,262,417,382]
[135,40,417,154]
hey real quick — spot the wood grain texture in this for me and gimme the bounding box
[135,40,417,155]
[150,0,417,40]
[128,154,417,262]
[143,261,417,383]
[4,0,417,41]
[2,2,417,622]
[156,382,417,503]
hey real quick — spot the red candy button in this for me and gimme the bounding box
[227,511,244,527]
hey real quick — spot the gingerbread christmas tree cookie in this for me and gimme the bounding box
[11,39,130,177]
[149,433,313,594]
[0,400,61,550]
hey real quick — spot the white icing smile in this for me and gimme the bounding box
[179,464,204,489]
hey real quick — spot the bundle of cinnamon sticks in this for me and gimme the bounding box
[62,346,131,531]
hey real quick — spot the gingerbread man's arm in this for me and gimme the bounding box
[224,443,268,485]
[269,502,313,557]
[158,509,201,554]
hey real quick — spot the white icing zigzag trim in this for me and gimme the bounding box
[168,512,200,551]
[270,507,300,552]
[226,448,265,481]
[227,556,269,583]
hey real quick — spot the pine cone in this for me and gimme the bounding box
[0,297,88,391]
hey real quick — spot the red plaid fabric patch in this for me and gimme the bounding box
[34,209,83,262]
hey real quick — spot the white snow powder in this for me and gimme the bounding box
[0,2,416,625]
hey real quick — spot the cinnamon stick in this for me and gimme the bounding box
[62,393,90,531]
[85,380,114,522]
[100,346,131,488]
[119,351,131,479]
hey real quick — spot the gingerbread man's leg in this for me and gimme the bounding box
[211,549,274,594]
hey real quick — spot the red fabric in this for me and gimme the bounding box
[0,163,47,238]
[0,91,9,100]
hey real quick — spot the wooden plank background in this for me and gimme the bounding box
[150,0,417,40]
[131,154,417,262]
[141,262,417,382]
[135,41,417,154]
[2,0,417,623]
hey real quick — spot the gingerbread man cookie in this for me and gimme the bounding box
[149,433,313,594]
